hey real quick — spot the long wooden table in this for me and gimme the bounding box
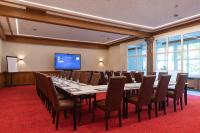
[52,77,188,129]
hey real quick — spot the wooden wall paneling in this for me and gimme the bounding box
[0,72,6,88]
[188,78,200,90]
[10,71,62,86]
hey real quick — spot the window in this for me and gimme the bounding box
[183,31,200,75]
[155,31,200,78]
[128,42,147,72]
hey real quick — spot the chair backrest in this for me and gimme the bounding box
[155,75,171,101]
[174,74,188,98]
[66,71,72,80]
[79,71,91,84]
[130,71,136,78]
[44,75,59,109]
[71,71,81,81]
[106,71,113,80]
[138,76,156,105]
[134,72,144,83]
[158,72,168,80]
[99,72,108,85]
[176,73,188,82]
[149,72,156,75]
[35,72,40,90]
[114,71,121,76]
[90,72,101,85]
[105,77,126,111]
[71,71,77,81]
[122,72,133,83]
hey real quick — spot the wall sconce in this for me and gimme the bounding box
[99,58,104,66]
[99,58,104,63]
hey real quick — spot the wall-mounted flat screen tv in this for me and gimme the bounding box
[54,53,81,70]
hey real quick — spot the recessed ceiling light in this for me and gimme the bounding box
[32,28,37,31]
[174,4,179,8]
[173,14,179,17]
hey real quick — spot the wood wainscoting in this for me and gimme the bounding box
[0,72,6,88]
[0,71,61,87]
[188,78,200,90]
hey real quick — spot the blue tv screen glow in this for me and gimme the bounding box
[54,53,81,70]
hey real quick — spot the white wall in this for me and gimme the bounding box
[1,41,108,72]
[0,39,2,72]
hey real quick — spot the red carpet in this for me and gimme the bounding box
[0,86,200,133]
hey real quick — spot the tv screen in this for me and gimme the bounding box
[54,53,81,70]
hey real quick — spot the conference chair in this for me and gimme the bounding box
[114,71,121,76]
[130,71,136,78]
[167,74,188,112]
[149,72,156,75]
[79,71,92,84]
[99,72,108,85]
[176,73,188,82]
[105,71,113,80]
[122,72,133,83]
[127,76,156,121]
[134,72,144,83]
[44,75,81,130]
[92,77,126,130]
[151,75,171,117]
[90,72,101,85]
[158,72,168,80]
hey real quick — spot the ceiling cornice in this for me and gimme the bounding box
[153,19,200,36]
[5,35,108,49]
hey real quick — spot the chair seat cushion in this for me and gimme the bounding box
[57,93,65,100]
[59,99,81,110]
[96,99,106,110]
[128,96,139,105]
[167,90,175,98]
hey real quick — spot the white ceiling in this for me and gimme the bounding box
[9,0,200,28]
[8,18,128,44]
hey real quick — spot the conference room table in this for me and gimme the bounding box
[52,77,188,128]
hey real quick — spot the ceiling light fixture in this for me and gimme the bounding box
[15,18,19,35]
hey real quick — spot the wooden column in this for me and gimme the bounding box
[145,37,154,75]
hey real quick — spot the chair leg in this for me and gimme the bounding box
[148,104,151,120]
[64,111,67,119]
[180,97,183,110]
[73,107,77,131]
[118,109,122,127]
[166,97,169,106]
[88,97,91,113]
[108,112,111,119]
[52,109,56,124]
[163,101,166,115]
[173,99,177,112]
[105,111,109,131]
[155,102,158,117]
[92,102,95,122]
[137,106,141,122]
[56,111,59,130]
[78,107,82,125]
